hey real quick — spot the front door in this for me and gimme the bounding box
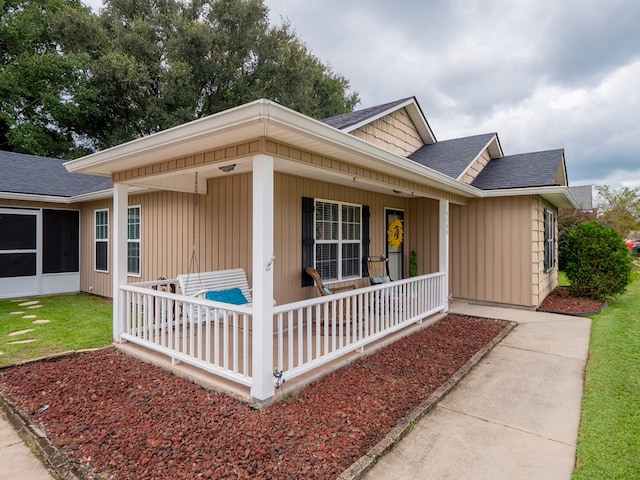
[385,209,404,281]
[0,209,40,299]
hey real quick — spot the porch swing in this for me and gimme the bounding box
[176,172,254,306]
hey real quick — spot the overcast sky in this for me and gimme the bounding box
[85,0,640,189]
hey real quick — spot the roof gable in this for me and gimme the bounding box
[472,149,566,190]
[322,97,436,145]
[0,151,112,198]
[408,133,499,179]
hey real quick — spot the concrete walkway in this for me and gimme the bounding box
[0,304,590,480]
[362,304,591,480]
[0,410,53,480]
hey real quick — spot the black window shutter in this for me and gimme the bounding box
[362,205,370,277]
[301,197,315,286]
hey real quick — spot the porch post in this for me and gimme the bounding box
[112,183,129,342]
[251,154,275,402]
[439,200,449,312]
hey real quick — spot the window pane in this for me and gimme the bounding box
[0,253,36,278]
[43,209,79,274]
[341,205,361,240]
[128,207,140,240]
[316,243,337,280]
[127,241,140,275]
[0,213,36,250]
[315,201,338,240]
[342,243,360,278]
[96,241,108,271]
[95,211,108,240]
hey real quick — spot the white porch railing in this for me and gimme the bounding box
[118,272,446,397]
[119,279,254,387]
[274,272,446,382]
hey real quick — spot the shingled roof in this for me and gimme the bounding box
[0,151,112,197]
[472,149,566,190]
[322,98,414,131]
[408,133,497,179]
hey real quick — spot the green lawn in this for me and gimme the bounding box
[572,263,640,479]
[0,293,112,366]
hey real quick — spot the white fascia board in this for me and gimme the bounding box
[68,186,147,203]
[480,185,579,208]
[0,192,72,204]
[64,99,271,175]
[455,134,501,181]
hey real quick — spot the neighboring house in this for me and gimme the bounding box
[2,97,577,401]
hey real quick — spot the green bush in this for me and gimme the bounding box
[563,221,632,300]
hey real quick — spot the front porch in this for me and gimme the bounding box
[117,273,447,403]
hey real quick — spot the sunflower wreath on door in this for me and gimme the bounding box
[387,218,404,248]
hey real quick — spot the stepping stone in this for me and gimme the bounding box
[22,315,37,319]
[27,305,44,309]
[18,301,40,306]
[9,329,35,337]
[32,319,51,324]
[9,311,25,315]
[7,339,36,345]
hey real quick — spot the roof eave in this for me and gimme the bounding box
[65,99,477,199]
[480,185,579,208]
[0,192,72,204]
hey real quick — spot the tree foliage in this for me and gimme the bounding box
[0,0,359,157]
[595,185,640,239]
[562,221,632,300]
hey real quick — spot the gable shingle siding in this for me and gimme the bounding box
[350,108,425,157]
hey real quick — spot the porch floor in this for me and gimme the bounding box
[116,309,448,406]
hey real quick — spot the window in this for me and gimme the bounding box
[95,209,109,272]
[127,206,141,276]
[544,208,556,273]
[314,200,361,281]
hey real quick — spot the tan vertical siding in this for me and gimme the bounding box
[79,199,113,297]
[75,172,441,304]
[406,198,440,274]
[450,197,533,307]
[350,108,425,156]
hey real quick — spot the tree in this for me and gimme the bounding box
[595,185,640,239]
[0,0,100,157]
[1,0,360,155]
[562,221,632,300]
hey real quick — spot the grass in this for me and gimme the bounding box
[572,261,640,479]
[0,293,112,366]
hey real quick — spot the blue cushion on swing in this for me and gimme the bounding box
[205,288,249,305]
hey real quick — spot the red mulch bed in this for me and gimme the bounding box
[0,314,509,480]
[538,287,605,315]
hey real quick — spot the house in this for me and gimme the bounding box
[1,97,577,402]
[0,151,112,299]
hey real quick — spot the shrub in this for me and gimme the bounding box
[563,221,632,300]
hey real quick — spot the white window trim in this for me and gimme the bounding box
[94,208,109,273]
[127,205,141,277]
[314,199,362,282]
[544,208,556,273]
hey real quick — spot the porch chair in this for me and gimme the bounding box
[305,267,356,324]
[367,256,391,285]
[304,267,356,296]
